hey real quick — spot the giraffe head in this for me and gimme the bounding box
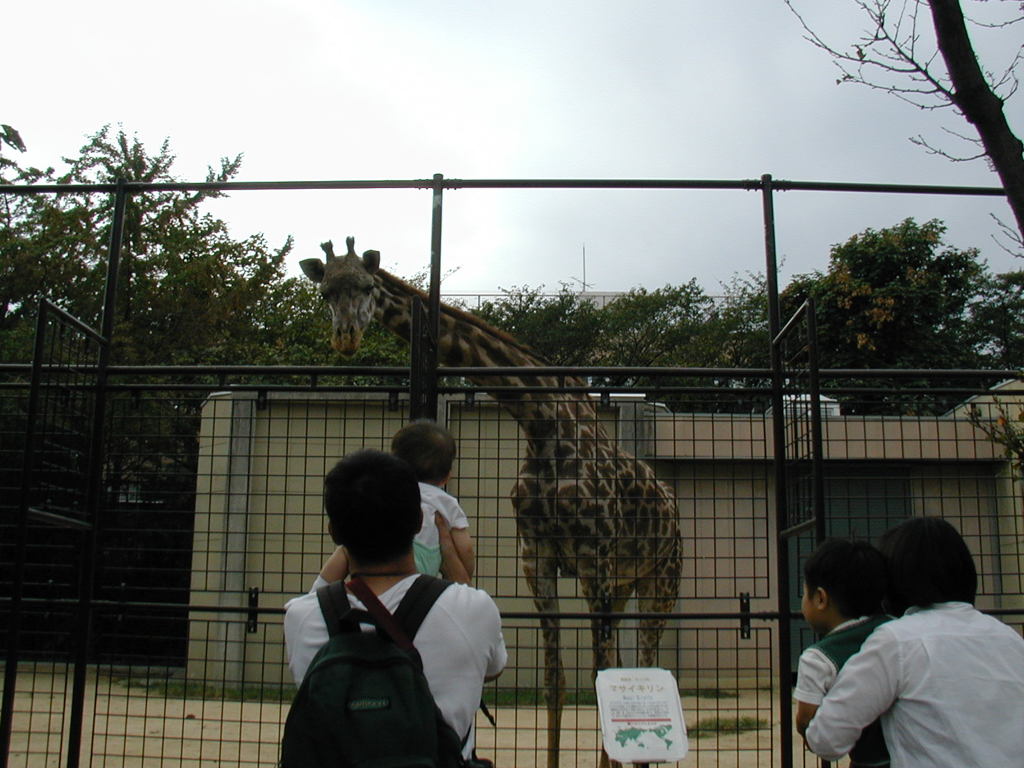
[299,236,381,356]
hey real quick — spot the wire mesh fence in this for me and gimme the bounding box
[2,363,1023,767]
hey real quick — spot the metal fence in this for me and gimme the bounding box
[2,361,1022,768]
[2,174,1023,768]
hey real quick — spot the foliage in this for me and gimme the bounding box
[474,285,603,366]
[596,281,714,368]
[705,271,772,370]
[688,716,769,740]
[967,400,1024,477]
[473,279,762,371]
[971,270,1024,368]
[782,218,988,370]
[1,124,27,155]
[1,126,293,366]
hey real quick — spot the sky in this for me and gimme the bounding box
[6,0,1024,296]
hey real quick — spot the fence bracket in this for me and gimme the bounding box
[739,592,751,640]
[247,587,260,633]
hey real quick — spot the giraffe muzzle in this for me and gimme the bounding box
[331,328,363,356]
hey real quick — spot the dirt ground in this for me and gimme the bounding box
[3,668,828,768]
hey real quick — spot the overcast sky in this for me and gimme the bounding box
[7,1,1023,295]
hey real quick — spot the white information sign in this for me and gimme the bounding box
[595,668,688,764]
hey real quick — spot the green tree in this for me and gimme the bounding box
[595,281,714,369]
[783,218,988,370]
[971,269,1024,369]
[706,272,772,370]
[0,126,293,366]
[474,285,604,365]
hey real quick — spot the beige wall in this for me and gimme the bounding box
[187,391,1021,690]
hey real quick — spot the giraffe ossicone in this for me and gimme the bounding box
[302,237,683,768]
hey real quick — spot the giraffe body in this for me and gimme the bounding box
[301,239,682,768]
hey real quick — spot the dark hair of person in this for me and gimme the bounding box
[390,420,456,484]
[877,516,977,616]
[803,538,887,618]
[323,449,421,565]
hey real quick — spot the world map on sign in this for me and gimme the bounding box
[614,724,674,750]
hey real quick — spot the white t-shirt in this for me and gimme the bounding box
[414,483,469,577]
[805,602,1024,767]
[794,616,873,706]
[284,574,506,756]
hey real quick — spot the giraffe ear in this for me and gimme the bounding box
[362,250,380,273]
[299,258,325,283]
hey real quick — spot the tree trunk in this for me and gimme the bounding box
[927,0,1024,244]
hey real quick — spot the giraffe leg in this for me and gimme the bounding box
[541,615,564,768]
[582,581,633,768]
[634,540,682,668]
[520,539,564,768]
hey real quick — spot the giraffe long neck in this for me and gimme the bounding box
[374,271,605,442]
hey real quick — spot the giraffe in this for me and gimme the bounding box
[300,238,682,768]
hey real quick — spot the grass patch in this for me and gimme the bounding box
[688,716,768,740]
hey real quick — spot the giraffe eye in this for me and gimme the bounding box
[362,285,373,296]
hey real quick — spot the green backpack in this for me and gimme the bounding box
[280,575,466,768]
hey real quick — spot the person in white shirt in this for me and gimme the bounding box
[283,449,507,758]
[804,516,1024,767]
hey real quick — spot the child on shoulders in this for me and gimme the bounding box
[318,420,476,585]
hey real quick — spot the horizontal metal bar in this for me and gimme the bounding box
[0,176,1005,197]
[0,178,763,195]
[1,363,1012,380]
[0,179,438,195]
[772,179,1006,197]
[4,597,1021,623]
[2,597,788,623]
[443,178,764,191]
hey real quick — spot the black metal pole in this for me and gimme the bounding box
[806,298,827,547]
[763,173,794,768]
[422,173,444,421]
[0,301,53,768]
[64,179,127,768]
[429,173,443,348]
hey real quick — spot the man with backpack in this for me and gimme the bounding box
[282,449,507,766]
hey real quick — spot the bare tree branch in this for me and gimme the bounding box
[785,0,1024,245]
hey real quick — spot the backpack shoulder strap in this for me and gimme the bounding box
[393,575,453,641]
[345,575,453,648]
[316,580,365,637]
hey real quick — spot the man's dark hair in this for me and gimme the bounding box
[323,449,421,565]
[877,516,977,616]
[803,539,887,618]
[390,420,456,484]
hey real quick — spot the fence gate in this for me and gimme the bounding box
[774,298,826,543]
[1,300,111,768]
[770,297,827,768]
